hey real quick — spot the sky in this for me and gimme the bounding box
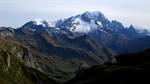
[0,0,150,29]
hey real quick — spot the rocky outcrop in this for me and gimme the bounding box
[0,38,57,84]
[0,38,41,70]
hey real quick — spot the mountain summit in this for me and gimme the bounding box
[80,11,109,25]
[55,11,110,35]
[23,11,149,38]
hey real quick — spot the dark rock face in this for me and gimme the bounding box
[120,36,150,53]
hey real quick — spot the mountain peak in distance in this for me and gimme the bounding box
[80,11,109,25]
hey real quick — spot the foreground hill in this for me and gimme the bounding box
[0,38,57,84]
[66,49,150,84]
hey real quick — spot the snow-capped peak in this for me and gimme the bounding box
[34,18,46,24]
[33,18,56,28]
[33,18,48,27]
[52,11,108,35]
[81,11,107,21]
[84,11,102,17]
[56,16,103,34]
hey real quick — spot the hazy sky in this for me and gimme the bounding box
[0,0,150,29]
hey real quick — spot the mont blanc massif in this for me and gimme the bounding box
[1,11,150,84]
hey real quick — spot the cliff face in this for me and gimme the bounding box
[0,38,40,69]
[0,38,57,84]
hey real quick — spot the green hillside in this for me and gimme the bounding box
[0,38,57,84]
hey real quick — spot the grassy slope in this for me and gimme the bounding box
[0,38,57,84]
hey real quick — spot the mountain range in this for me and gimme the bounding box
[22,11,150,54]
[0,11,150,83]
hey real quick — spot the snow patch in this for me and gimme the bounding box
[97,21,103,27]
[90,11,100,17]
[69,17,100,33]
[33,18,55,28]
[34,18,47,27]
[29,28,36,32]
[134,24,150,31]
[85,11,100,17]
